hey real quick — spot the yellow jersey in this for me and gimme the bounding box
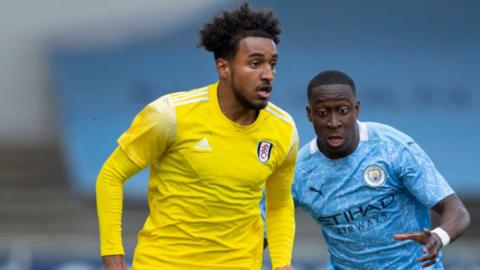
[101,82,298,269]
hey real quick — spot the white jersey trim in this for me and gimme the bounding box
[174,97,209,107]
[358,121,369,141]
[265,107,293,124]
[172,90,209,103]
[309,138,319,154]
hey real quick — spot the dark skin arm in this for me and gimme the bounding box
[393,194,470,268]
[102,255,127,270]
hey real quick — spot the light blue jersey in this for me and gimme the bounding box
[293,121,454,269]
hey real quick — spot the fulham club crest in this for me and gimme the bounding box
[257,141,273,163]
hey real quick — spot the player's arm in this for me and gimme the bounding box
[393,194,470,267]
[393,144,470,268]
[265,125,299,270]
[96,96,176,269]
[263,165,303,251]
[431,193,470,244]
[259,195,269,250]
[102,254,128,270]
[96,146,142,269]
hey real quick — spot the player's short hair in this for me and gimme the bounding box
[199,3,281,59]
[307,70,356,101]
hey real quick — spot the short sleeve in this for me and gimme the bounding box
[117,95,176,168]
[397,142,454,208]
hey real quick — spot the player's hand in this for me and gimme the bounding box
[275,265,294,270]
[102,255,127,270]
[393,228,443,268]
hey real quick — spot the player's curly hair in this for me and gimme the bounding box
[199,2,281,59]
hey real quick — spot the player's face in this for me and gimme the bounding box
[307,84,360,159]
[229,37,278,110]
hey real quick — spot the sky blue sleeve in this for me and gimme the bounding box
[397,142,454,208]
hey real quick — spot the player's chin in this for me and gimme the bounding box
[324,142,347,155]
[259,101,269,109]
[252,99,269,110]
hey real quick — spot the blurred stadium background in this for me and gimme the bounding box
[1,0,479,269]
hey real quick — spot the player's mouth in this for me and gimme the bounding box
[327,135,344,148]
[257,84,272,99]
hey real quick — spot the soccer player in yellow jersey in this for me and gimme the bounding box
[96,3,297,270]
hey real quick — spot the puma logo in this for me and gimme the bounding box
[309,186,324,196]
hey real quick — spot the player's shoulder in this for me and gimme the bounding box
[167,85,210,107]
[293,138,318,184]
[294,138,320,174]
[144,85,211,114]
[364,121,416,148]
[264,102,295,127]
[298,138,316,162]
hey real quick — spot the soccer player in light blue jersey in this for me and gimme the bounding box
[288,70,470,269]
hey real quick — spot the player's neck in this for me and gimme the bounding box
[217,82,259,126]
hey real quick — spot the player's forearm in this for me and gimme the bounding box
[265,191,295,270]
[102,254,127,270]
[96,170,126,255]
[96,147,141,255]
[433,194,470,242]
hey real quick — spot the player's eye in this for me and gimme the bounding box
[316,110,328,117]
[338,107,350,115]
[249,61,260,68]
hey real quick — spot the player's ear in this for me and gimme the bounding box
[215,58,230,80]
[306,105,313,122]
